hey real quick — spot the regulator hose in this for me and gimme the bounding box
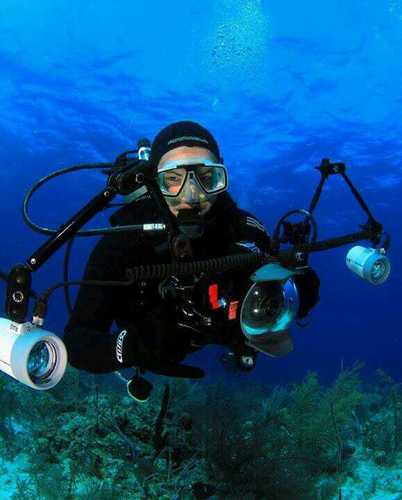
[125,251,271,281]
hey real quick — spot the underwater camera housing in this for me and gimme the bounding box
[240,263,300,356]
[239,157,393,355]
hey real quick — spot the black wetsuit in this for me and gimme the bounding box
[63,191,273,376]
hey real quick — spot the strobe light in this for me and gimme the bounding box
[346,246,391,285]
[0,318,67,390]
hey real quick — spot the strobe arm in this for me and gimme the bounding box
[5,187,118,324]
[5,156,193,324]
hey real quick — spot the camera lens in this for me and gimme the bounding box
[27,341,57,385]
[242,282,284,334]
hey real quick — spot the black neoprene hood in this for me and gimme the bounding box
[150,120,221,166]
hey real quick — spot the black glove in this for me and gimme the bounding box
[117,305,205,379]
[292,267,320,319]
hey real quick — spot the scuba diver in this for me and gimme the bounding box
[63,120,321,401]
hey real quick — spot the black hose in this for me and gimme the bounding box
[22,163,147,237]
[63,237,75,315]
[39,251,271,304]
[126,252,269,281]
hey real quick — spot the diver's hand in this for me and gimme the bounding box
[293,267,320,319]
[115,326,205,378]
[117,305,205,378]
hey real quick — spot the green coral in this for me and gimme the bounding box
[189,366,364,499]
[363,370,402,465]
[10,369,203,498]
[2,362,389,499]
[282,364,364,476]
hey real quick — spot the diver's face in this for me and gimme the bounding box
[157,146,218,217]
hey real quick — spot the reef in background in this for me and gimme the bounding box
[0,363,401,499]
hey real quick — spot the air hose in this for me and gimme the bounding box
[125,251,270,281]
[38,251,270,307]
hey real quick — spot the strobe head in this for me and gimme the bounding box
[346,246,391,285]
[0,318,67,390]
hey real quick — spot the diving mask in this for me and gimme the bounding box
[157,157,228,198]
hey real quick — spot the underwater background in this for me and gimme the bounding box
[0,0,401,498]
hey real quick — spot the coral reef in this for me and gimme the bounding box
[0,364,401,499]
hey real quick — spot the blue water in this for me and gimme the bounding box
[2,2,402,498]
[0,1,400,386]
